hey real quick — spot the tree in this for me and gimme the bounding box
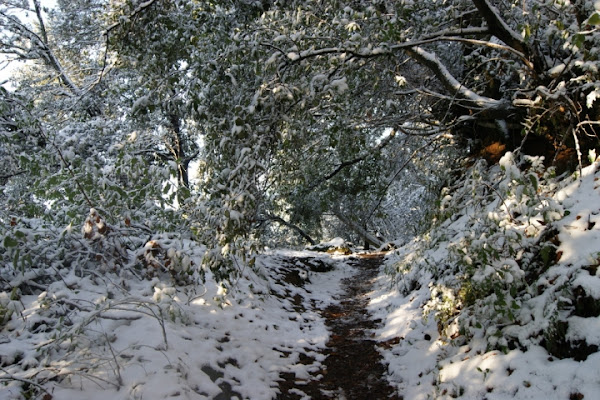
[0,0,188,281]
[246,0,600,243]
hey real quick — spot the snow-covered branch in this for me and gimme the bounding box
[332,209,385,249]
[260,213,316,245]
[471,0,526,53]
[421,26,489,40]
[0,4,83,97]
[405,46,510,114]
[281,35,533,73]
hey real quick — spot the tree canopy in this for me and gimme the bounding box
[1,0,599,278]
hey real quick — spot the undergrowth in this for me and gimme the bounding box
[392,150,600,357]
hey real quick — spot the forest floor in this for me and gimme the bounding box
[277,253,401,400]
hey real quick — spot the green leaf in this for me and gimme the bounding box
[573,33,585,49]
[523,24,532,41]
[3,236,19,248]
[587,13,600,26]
[528,174,538,191]
[13,248,21,271]
[541,245,554,266]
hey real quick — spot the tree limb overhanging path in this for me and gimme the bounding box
[277,254,401,400]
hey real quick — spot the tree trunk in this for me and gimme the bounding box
[167,113,193,190]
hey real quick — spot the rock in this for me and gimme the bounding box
[307,237,352,255]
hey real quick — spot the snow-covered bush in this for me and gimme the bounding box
[392,150,600,357]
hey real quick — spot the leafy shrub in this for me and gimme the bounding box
[393,151,580,351]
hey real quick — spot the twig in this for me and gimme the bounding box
[572,128,583,179]
[480,181,516,224]
[0,368,50,395]
[102,331,123,388]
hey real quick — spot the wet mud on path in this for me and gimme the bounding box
[277,254,401,399]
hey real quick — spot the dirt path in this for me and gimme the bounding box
[277,254,401,400]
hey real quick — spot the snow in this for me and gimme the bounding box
[287,52,299,61]
[567,316,600,345]
[318,237,346,248]
[328,77,349,94]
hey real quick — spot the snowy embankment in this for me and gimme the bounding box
[0,247,355,399]
[369,152,600,399]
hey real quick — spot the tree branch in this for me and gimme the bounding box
[470,0,527,54]
[405,46,511,115]
[470,0,544,74]
[0,170,25,180]
[332,209,385,249]
[309,129,397,191]
[261,214,316,245]
[105,0,160,33]
[422,26,490,40]
[31,1,81,95]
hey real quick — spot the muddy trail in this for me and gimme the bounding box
[277,254,401,400]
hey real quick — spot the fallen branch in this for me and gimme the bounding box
[0,368,51,396]
[332,209,385,249]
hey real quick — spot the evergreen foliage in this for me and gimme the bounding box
[0,0,599,396]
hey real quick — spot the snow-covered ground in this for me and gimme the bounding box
[0,248,357,400]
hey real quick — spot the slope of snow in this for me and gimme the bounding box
[369,154,600,399]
